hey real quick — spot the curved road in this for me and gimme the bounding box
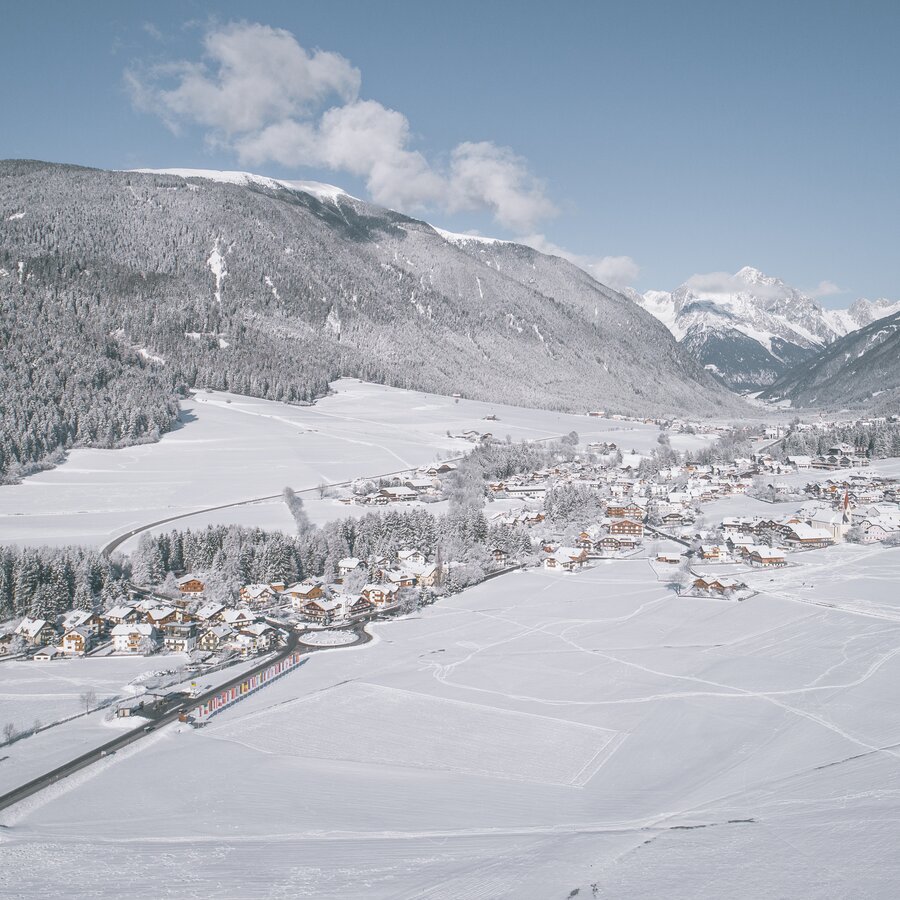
[100,434,565,558]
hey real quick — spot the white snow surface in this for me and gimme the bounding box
[130,168,355,203]
[0,380,660,549]
[4,547,900,897]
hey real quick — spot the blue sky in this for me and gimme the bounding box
[4,1,899,303]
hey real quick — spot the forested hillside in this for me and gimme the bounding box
[0,160,739,479]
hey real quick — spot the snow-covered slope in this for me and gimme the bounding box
[627,267,897,392]
[1,160,742,426]
[761,310,900,410]
[824,297,900,335]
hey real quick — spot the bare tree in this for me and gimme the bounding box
[2,723,15,744]
[80,689,97,715]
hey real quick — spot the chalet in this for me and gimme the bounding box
[195,601,226,623]
[103,605,139,626]
[16,617,56,646]
[60,626,93,656]
[397,549,427,567]
[409,563,440,587]
[783,524,834,549]
[656,553,682,564]
[144,606,179,629]
[237,623,275,654]
[384,570,416,589]
[661,512,688,527]
[239,584,278,606]
[575,532,594,551]
[198,624,235,652]
[60,610,103,636]
[490,547,510,565]
[609,519,644,537]
[379,486,418,503]
[607,502,645,520]
[285,581,325,608]
[301,598,343,624]
[337,557,365,578]
[692,576,746,595]
[543,547,588,571]
[748,547,787,568]
[361,584,400,606]
[222,608,256,631]
[33,645,62,661]
[111,623,159,654]
[698,544,727,561]
[342,595,374,619]
[163,622,198,653]
[177,575,206,595]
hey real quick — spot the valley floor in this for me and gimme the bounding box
[0,380,678,550]
[3,545,900,898]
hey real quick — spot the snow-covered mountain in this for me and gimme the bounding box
[824,297,900,335]
[761,310,900,411]
[0,159,742,481]
[626,267,898,391]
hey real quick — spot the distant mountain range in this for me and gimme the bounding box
[624,267,900,391]
[761,310,900,412]
[0,160,743,477]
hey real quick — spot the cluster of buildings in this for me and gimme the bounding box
[4,578,281,662]
[343,462,458,506]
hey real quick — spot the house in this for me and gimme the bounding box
[543,547,588,571]
[748,547,787,567]
[607,502,645,520]
[33,645,62,661]
[177,575,206,595]
[337,557,365,578]
[342,595,374,619]
[163,622,198,653]
[236,622,276,654]
[239,584,278,606]
[784,523,834,548]
[692,576,746,595]
[60,609,103,636]
[195,601,226,623]
[221,608,256,631]
[698,544,728,561]
[285,581,325,608]
[103,605,139,626]
[384,570,416,589]
[656,553,682,564]
[111,623,159,654]
[409,563,441,587]
[301,598,343,624]
[397,549,426,566]
[144,606,179,629]
[198,624,235,652]
[361,583,400,606]
[60,626,93,656]
[16,617,56,646]
[490,547,510,565]
[610,519,644,537]
[379,486,418,502]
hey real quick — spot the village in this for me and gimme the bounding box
[6,421,899,672]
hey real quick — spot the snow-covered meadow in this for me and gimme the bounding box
[4,545,900,898]
[0,379,664,550]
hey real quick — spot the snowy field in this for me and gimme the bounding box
[0,379,661,550]
[4,545,900,898]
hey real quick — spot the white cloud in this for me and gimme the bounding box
[127,22,555,231]
[520,233,640,288]
[809,279,842,298]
